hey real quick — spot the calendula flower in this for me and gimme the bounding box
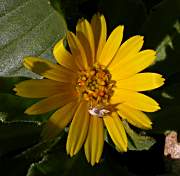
[14,13,165,165]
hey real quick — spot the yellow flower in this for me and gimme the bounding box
[14,14,165,165]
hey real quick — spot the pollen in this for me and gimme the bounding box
[76,64,116,107]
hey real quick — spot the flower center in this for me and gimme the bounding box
[76,64,116,116]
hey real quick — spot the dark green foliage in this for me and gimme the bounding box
[0,0,180,175]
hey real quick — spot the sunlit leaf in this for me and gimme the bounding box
[0,0,67,77]
[122,121,156,151]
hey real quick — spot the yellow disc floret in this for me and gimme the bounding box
[76,64,116,108]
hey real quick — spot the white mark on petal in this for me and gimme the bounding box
[88,107,110,117]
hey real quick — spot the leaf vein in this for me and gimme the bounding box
[0,0,33,18]
[0,11,54,52]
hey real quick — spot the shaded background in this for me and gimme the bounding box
[0,0,180,175]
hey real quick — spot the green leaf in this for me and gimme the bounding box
[26,137,130,176]
[164,158,180,176]
[0,0,67,77]
[0,121,42,156]
[161,83,180,106]
[142,0,180,49]
[105,121,156,151]
[0,93,35,121]
[0,93,53,122]
[140,0,180,134]
[51,0,97,31]
[151,105,180,133]
[51,0,147,35]
[98,0,147,35]
[148,83,180,133]
[0,133,59,176]
[0,77,47,122]
[0,76,28,94]
[123,121,156,151]
[148,82,180,108]
[141,0,180,76]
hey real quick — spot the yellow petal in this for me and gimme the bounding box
[41,99,79,140]
[98,25,124,66]
[76,18,95,65]
[66,101,90,156]
[24,57,76,83]
[25,92,77,115]
[67,32,89,70]
[117,104,152,129]
[53,38,78,71]
[14,79,74,98]
[111,50,156,80]
[84,116,104,166]
[108,35,144,70]
[103,113,127,152]
[112,89,160,112]
[91,13,107,61]
[116,73,165,91]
